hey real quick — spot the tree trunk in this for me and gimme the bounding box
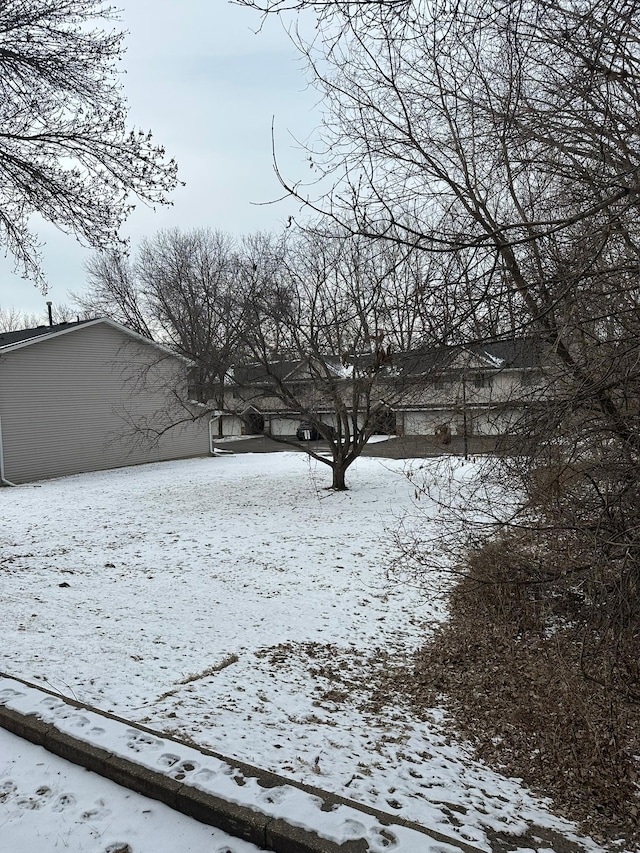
[331,463,348,490]
[216,392,225,438]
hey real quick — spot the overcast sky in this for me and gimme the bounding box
[0,0,320,318]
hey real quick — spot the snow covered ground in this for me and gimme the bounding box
[0,452,605,851]
[0,727,262,853]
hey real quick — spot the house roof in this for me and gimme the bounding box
[234,338,545,386]
[467,338,545,369]
[0,317,192,364]
[234,354,346,385]
[0,319,96,348]
[396,338,545,376]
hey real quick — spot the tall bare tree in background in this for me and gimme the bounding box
[79,228,250,420]
[0,302,85,332]
[0,0,179,289]
[0,306,40,333]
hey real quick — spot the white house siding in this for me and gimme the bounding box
[471,408,521,436]
[220,415,243,436]
[268,416,298,436]
[403,410,456,435]
[0,323,210,484]
[403,411,428,435]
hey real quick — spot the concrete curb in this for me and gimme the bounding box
[0,672,485,853]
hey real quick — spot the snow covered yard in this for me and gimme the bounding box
[0,727,262,853]
[0,452,604,851]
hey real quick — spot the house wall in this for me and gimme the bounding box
[220,415,243,436]
[471,408,521,436]
[403,409,456,436]
[222,366,539,439]
[398,370,531,436]
[402,407,523,437]
[268,416,298,436]
[0,323,210,484]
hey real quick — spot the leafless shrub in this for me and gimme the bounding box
[406,536,640,845]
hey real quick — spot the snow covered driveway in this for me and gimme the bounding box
[0,453,599,851]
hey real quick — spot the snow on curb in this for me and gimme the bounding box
[0,674,481,853]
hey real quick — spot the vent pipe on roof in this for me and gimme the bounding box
[46,301,53,326]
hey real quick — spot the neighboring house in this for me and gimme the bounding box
[219,356,353,438]
[217,338,546,440]
[394,338,546,439]
[0,318,211,484]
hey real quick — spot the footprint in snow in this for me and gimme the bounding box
[257,786,289,806]
[0,688,24,701]
[40,697,65,712]
[80,798,110,821]
[193,768,217,785]
[0,779,18,801]
[372,827,398,848]
[15,786,55,810]
[51,792,77,812]
[172,760,198,780]
[125,730,163,752]
[15,795,45,810]
[339,819,368,839]
[157,753,180,768]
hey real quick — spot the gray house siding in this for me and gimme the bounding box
[0,322,210,484]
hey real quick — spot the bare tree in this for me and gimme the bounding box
[236,0,640,831]
[238,225,439,489]
[0,306,39,332]
[78,228,251,424]
[81,251,154,338]
[0,302,84,332]
[137,229,250,414]
[0,0,179,290]
[240,0,640,627]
